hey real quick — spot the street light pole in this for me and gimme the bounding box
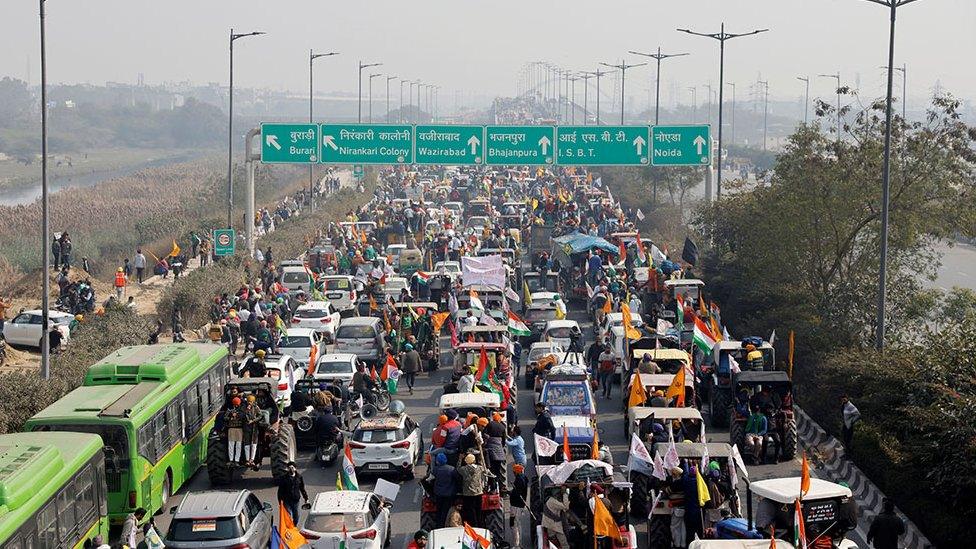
[39,0,50,379]
[678,23,769,199]
[309,50,338,210]
[600,60,647,125]
[568,77,578,124]
[818,72,842,142]
[629,47,690,125]
[727,82,736,147]
[758,80,769,151]
[228,29,265,228]
[859,0,924,350]
[881,64,907,121]
[399,80,407,123]
[579,73,593,124]
[796,76,810,125]
[357,61,382,123]
[368,73,381,123]
[688,87,697,122]
[386,76,397,123]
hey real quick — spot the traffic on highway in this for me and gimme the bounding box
[1,156,861,549]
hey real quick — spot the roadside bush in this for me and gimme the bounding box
[0,307,152,433]
[156,257,247,331]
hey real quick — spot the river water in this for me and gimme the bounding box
[0,151,202,207]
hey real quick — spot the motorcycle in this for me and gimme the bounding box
[347,385,391,414]
[316,432,344,466]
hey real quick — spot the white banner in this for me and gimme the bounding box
[462,255,506,289]
[534,433,559,457]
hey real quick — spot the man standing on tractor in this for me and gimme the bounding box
[241,395,260,468]
[744,405,769,464]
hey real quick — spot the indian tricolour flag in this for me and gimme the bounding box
[461,523,490,549]
[507,310,531,337]
[692,315,718,354]
[469,289,484,311]
[416,271,431,285]
[338,443,359,491]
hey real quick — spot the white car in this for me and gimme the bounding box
[443,201,464,216]
[2,309,72,348]
[381,277,410,300]
[428,527,494,549]
[262,354,303,408]
[543,319,581,351]
[277,328,326,370]
[310,352,358,388]
[595,312,643,343]
[291,301,341,341]
[348,412,423,479]
[433,260,462,281]
[300,491,391,549]
[320,275,358,314]
[279,260,312,295]
[384,244,407,269]
[527,341,564,364]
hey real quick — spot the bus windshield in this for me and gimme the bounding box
[33,423,130,471]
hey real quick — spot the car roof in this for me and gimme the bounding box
[664,279,705,287]
[734,371,792,384]
[22,309,72,318]
[284,328,317,338]
[545,319,578,328]
[552,415,593,429]
[631,349,691,362]
[298,301,331,309]
[439,392,501,408]
[628,373,682,388]
[529,342,561,350]
[309,491,373,513]
[318,353,357,362]
[342,316,381,326]
[174,490,248,519]
[652,442,733,459]
[750,478,852,503]
[356,414,407,430]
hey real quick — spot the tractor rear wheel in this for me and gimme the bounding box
[484,508,506,548]
[729,420,746,453]
[206,435,233,486]
[631,473,649,517]
[710,389,730,428]
[647,514,671,549]
[420,509,437,533]
[270,424,297,481]
[782,416,798,460]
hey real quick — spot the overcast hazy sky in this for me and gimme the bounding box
[3,0,974,106]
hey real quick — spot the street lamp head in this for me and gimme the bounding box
[311,51,339,61]
[370,73,382,78]
[232,30,266,41]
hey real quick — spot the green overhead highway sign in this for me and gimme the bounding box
[650,125,711,166]
[556,126,649,166]
[484,126,555,166]
[414,125,484,165]
[213,228,236,257]
[320,124,413,165]
[261,123,319,163]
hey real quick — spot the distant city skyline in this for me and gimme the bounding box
[2,0,974,110]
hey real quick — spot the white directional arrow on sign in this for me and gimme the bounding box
[265,135,281,151]
[323,135,339,151]
[693,135,707,155]
[538,135,551,155]
[633,135,646,155]
[467,135,481,154]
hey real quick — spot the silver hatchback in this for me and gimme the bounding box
[164,490,273,548]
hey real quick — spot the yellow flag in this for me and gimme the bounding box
[621,303,642,341]
[523,281,533,306]
[169,239,181,257]
[369,294,378,311]
[696,469,711,507]
[627,374,648,408]
[591,427,601,460]
[602,297,612,314]
[592,493,623,541]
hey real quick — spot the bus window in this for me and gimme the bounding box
[198,376,211,415]
[74,465,97,526]
[185,386,202,434]
[168,400,184,441]
[57,483,76,542]
[138,423,156,463]
[36,502,57,547]
[95,459,108,516]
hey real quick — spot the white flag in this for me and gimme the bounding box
[728,457,739,490]
[505,286,521,303]
[652,453,667,481]
[636,208,645,221]
[700,442,710,473]
[656,318,674,334]
[448,292,459,315]
[534,433,559,457]
[607,189,614,204]
[144,526,166,549]
[650,244,667,264]
[730,444,749,481]
[769,329,777,346]
[628,433,653,474]
[648,490,664,519]
[479,313,499,326]
[663,433,680,470]
[729,354,741,374]
[586,282,594,299]
[722,325,731,341]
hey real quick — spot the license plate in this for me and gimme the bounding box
[367,463,389,470]
[328,293,343,299]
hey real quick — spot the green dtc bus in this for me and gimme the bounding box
[0,432,111,549]
[25,343,230,524]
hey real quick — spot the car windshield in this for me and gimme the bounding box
[324,279,351,290]
[437,264,460,273]
[353,429,400,443]
[545,384,588,406]
[529,347,559,361]
[304,512,369,533]
[167,517,242,542]
[266,369,283,381]
[317,361,353,374]
[336,325,374,339]
[547,327,573,339]
[278,336,312,348]
[526,308,558,323]
[282,272,308,284]
[295,308,329,319]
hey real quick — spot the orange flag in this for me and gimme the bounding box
[431,311,450,334]
[627,372,648,408]
[592,493,623,542]
[699,295,708,316]
[309,343,318,371]
[618,240,627,262]
[279,501,308,549]
[800,453,811,498]
[591,427,601,460]
[665,363,686,407]
[562,425,571,462]
[370,366,378,381]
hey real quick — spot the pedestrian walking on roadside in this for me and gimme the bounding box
[841,396,861,449]
[597,345,615,399]
[400,343,421,394]
[59,234,72,269]
[114,267,127,299]
[51,237,61,270]
[133,249,147,284]
[867,498,905,549]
